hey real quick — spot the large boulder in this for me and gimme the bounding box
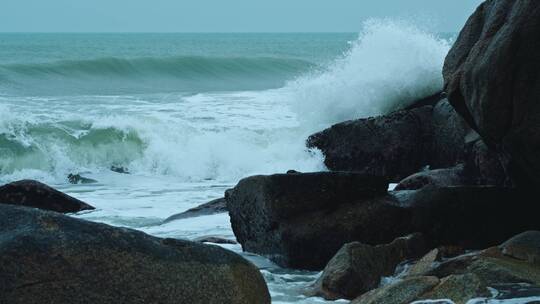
[307,106,434,182]
[307,98,477,183]
[443,0,540,187]
[226,172,391,270]
[499,231,540,264]
[0,180,94,213]
[311,233,427,300]
[227,172,539,270]
[0,204,270,304]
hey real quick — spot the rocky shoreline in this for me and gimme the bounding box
[1,0,540,303]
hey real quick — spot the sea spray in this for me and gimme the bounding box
[287,19,451,130]
[0,23,451,184]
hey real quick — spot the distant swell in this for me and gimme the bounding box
[0,56,315,95]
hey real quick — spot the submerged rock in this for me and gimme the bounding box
[110,165,130,174]
[163,198,228,223]
[307,106,433,182]
[443,0,540,187]
[311,233,427,300]
[0,204,270,304]
[67,173,98,184]
[0,180,94,213]
[226,172,390,270]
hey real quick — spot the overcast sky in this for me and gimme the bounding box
[0,0,483,33]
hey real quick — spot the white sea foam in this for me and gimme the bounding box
[287,19,450,130]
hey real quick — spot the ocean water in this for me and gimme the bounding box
[0,21,462,303]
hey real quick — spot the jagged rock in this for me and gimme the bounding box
[0,180,94,213]
[307,106,434,182]
[0,204,270,304]
[443,0,540,187]
[500,231,540,264]
[226,172,390,270]
[406,249,441,277]
[395,165,465,190]
[351,276,440,304]
[311,233,427,300]
[163,198,227,223]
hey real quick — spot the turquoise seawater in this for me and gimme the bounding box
[0,33,354,95]
[0,23,465,303]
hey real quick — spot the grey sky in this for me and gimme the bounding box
[0,0,483,33]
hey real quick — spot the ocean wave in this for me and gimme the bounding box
[0,56,315,95]
[0,20,452,183]
[287,19,451,129]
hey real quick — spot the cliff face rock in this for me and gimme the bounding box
[0,180,94,213]
[443,0,540,187]
[0,204,270,304]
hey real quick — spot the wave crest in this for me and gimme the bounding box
[288,19,451,129]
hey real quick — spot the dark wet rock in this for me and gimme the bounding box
[311,233,427,300]
[286,170,300,174]
[403,91,446,111]
[110,165,130,174]
[463,139,507,186]
[194,236,238,245]
[228,175,539,271]
[443,0,540,188]
[400,186,539,250]
[0,204,270,304]
[226,172,390,270]
[0,180,94,213]
[163,198,227,223]
[500,231,540,264]
[67,173,98,184]
[351,276,440,304]
[430,99,472,168]
[307,98,480,183]
[395,165,465,190]
[307,106,434,182]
